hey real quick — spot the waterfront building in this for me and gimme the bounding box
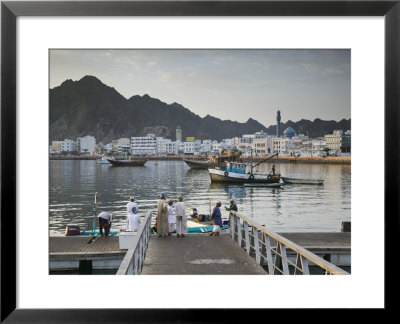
[117,138,131,155]
[253,137,267,155]
[184,140,201,155]
[51,141,62,153]
[131,134,157,155]
[234,136,252,152]
[200,140,213,154]
[312,139,326,156]
[325,130,343,155]
[176,140,184,154]
[341,131,351,154]
[211,140,222,154]
[105,143,113,154]
[112,139,119,154]
[60,139,77,153]
[272,137,282,154]
[300,140,313,156]
[221,138,235,150]
[176,125,182,142]
[77,135,96,155]
[165,141,178,155]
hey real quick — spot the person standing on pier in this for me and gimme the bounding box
[224,199,238,213]
[98,211,112,237]
[175,196,187,238]
[167,200,176,236]
[209,201,222,237]
[156,192,169,237]
[126,196,138,225]
[225,199,238,228]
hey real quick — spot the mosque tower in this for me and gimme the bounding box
[176,125,182,141]
[276,110,281,137]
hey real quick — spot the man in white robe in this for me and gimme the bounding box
[175,196,187,238]
[126,206,141,232]
[167,200,176,236]
[126,196,138,225]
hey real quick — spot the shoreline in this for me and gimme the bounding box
[49,154,351,164]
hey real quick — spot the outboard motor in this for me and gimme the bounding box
[65,224,81,236]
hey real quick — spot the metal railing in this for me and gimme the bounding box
[229,211,349,275]
[116,211,152,275]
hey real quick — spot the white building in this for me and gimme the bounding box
[60,139,77,153]
[325,130,343,155]
[131,134,157,155]
[117,138,131,155]
[77,135,96,155]
[200,140,213,154]
[312,139,326,156]
[165,141,178,155]
[221,138,235,150]
[234,137,252,152]
[211,141,222,154]
[184,140,201,155]
[105,143,113,153]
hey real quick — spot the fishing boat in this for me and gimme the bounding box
[182,152,240,169]
[96,156,111,164]
[108,158,147,166]
[281,177,324,185]
[208,152,281,183]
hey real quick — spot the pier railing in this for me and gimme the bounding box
[229,211,349,275]
[116,211,152,275]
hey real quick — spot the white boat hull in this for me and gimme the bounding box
[208,168,280,183]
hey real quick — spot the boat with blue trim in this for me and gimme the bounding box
[208,152,281,183]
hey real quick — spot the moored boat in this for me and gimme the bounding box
[281,177,324,185]
[208,152,280,184]
[182,152,240,169]
[108,158,147,166]
[97,156,111,164]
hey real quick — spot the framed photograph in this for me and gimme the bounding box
[2,0,397,321]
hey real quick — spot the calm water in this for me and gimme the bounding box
[49,159,351,235]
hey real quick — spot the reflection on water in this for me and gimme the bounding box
[49,160,351,235]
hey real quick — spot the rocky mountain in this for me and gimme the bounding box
[50,75,350,143]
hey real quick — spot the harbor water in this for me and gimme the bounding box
[49,159,351,235]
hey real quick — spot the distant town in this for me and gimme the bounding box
[50,110,350,158]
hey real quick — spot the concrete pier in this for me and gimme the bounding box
[141,233,266,275]
[49,232,350,273]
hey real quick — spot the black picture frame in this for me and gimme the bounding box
[1,0,398,321]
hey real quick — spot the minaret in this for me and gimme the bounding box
[276,110,281,137]
[176,125,182,141]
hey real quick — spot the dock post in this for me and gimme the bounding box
[253,227,261,265]
[236,217,242,248]
[264,234,274,274]
[244,221,250,254]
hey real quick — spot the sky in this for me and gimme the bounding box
[50,49,350,128]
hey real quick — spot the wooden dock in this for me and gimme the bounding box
[49,236,125,273]
[49,232,350,274]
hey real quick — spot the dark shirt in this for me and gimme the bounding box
[229,203,238,212]
[211,206,222,226]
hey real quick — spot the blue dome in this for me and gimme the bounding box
[283,127,296,138]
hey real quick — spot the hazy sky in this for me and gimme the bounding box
[50,49,350,127]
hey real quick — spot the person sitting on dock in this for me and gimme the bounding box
[167,200,176,236]
[209,201,223,237]
[126,206,141,232]
[98,211,112,237]
[156,192,169,237]
[175,196,187,238]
